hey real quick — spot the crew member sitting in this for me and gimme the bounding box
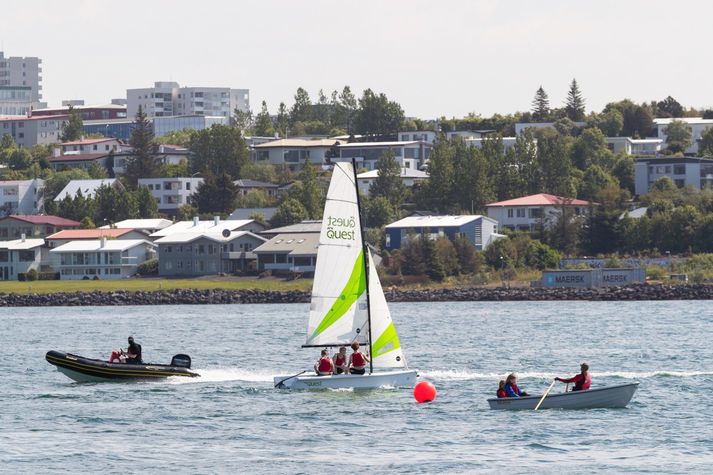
[109,350,125,363]
[496,380,507,398]
[125,336,142,364]
[349,341,369,375]
[314,349,334,376]
[555,363,591,391]
[333,346,349,375]
[503,373,529,397]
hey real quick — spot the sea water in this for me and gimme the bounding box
[1,301,712,473]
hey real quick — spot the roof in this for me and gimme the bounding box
[48,152,110,163]
[229,207,278,221]
[61,137,117,146]
[150,219,256,238]
[486,193,592,207]
[253,138,342,148]
[261,220,322,234]
[357,168,429,179]
[339,141,423,148]
[385,215,493,229]
[0,215,81,226]
[620,207,648,220]
[0,238,45,250]
[234,179,279,188]
[54,179,118,201]
[253,232,320,257]
[99,219,173,230]
[0,114,69,122]
[654,117,713,125]
[154,230,266,245]
[46,228,137,240]
[0,179,41,186]
[50,239,155,253]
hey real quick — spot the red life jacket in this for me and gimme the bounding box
[335,354,347,367]
[574,373,591,391]
[351,351,365,368]
[497,388,507,398]
[318,357,332,374]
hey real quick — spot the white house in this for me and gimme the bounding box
[138,177,203,212]
[336,141,433,171]
[398,131,437,143]
[59,137,120,155]
[252,138,342,169]
[0,237,46,280]
[150,216,265,239]
[45,228,149,249]
[356,168,429,196]
[99,218,173,235]
[654,117,713,155]
[634,156,713,195]
[0,179,44,215]
[486,193,592,232]
[253,232,320,275]
[54,179,123,201]
[50,238,157,280]
[466,137,519,152]
[606,137,663,156]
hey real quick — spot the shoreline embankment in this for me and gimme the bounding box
[1,284,713,307]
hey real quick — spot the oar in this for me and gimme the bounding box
[534,380,557,411]
[274,370,308,388]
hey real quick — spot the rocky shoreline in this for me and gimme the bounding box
[1,284,713,307]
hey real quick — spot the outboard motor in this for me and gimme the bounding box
[171,354,192,369]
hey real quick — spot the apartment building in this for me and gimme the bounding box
[0,51,44,110]
[336,140,432,170]
[127,82,249,119]
[252,138,342,170]
[634,157,713,195]
[654,118,713,155]
[0,179,44,215]
[138,177,204,212]
[50,238,157,280]
[0,115,66,148]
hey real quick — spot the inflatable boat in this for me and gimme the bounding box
[46,350,199,382]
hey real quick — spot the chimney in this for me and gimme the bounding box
[193,216,199,227]
[21,233,26,242]
[214,216,220,226]
[100,237,107,248]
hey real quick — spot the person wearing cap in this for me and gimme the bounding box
[555,363,591,391]
[125,336,142,364]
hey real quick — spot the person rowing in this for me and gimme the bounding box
[555,362,591,391]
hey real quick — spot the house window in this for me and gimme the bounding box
[507,209,514,218]
[674,179,685,188]
[528,208,543,219]
[516,208,526,218]
[674,165,685,175]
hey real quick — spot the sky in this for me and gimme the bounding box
[2,0,711,118]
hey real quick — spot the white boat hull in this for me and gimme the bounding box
[488,382,639,410]
[274,369,418,390]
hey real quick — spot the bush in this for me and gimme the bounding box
[525,241,561,270]
[38,272,60,280]
[137,258,159,276]
[26,269,38,281]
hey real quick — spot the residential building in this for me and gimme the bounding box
[59,137,120,154]
[0,51,44,109]
[384,215,501,251]
[229,207,278,222]
[0,115,66,148]
[138,177,203,213]
[0,86,32,116]
[654,117,713,155]
[336,141,433,170]
[356,168,428,196]
[82,115,229,142]
[0,215,80,241]
[466,136,519,152]
[46,228,149,249]
[259,220,322,239]
[32,103,127,120]
[99,218,172,236]
[398,130,437,143]
[156,230,266,276]
[54,179,123,202]
[0,237,46,280]
[486,193,592,232]
[252,138,342,169]
[127,81,249,119]
[50,238,157,280]
[0,179,44,215]
[253,232,320,276]
[235,179,279,198]
[48,151,112,171]
[634,156,713,195]
[150,217,265,239]
[607,137,663,156]
[109,144,190,176]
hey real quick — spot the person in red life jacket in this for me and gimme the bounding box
[496,380,507,398]
[503,373,529,397]
[555,363,591,391]
[314,349,335,376]
[349,341,370,375]
[333,346,349,375]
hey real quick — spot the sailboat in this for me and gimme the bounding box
[273,161,418,390]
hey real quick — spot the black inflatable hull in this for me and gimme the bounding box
[46,350,200,382]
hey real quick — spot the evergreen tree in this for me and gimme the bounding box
[338,85,358,133]
[253,101,274,137]
[565,79,586,121]
[536,130,574,196]
[233,108,254,134]
[453,138,493,212]
[663,120,692,153]
[188,124,249,178]
[276,102,289,138]
[291,159,323,219]
[699,127,713,157]
[422,235,446,281]
[369,149,405,208]
[290,87,312,124]
[191,172,239,214]
[531,86,550,121]
[125,105,159,187]
[400,236,427,276]
[656,96,684,118]
[136,185,159,218]
[452,234,480,274]
[61,105,83,142]
[354,89,404,139]
[420,134,455,212]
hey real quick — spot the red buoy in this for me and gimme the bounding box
[414,380,437,403]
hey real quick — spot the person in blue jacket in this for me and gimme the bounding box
[503,373,529,397]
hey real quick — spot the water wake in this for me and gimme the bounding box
[170,367,275,384]
[421,369,713,381]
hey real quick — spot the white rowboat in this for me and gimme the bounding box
[488,382,639,410]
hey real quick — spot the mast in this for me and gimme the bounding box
[351,158,374,375]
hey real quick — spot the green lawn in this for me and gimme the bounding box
[0,277,313,294]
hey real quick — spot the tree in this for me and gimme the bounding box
[579,165,618,201]
[93,185,138,224]
[314,89,331,126]
[191,172,238,214]
[369,149,405,208]
[663,120,692,154]
[484,237,517,269]
[453,234,481,274]
[232,108,254,134]
[155,129,194,147]
[276,102,289,138]
[61,105,83,142]
[611,155,635,194]
[604,100,653,138]
[8,149,32,170]
[136,185,159,218]
[571,127,613,170]
[434,236,459,276]
[564,79,586,121]
[363,196,395,228]
[125,105,160,187]
[270,198,308,227]
[354,89,404,139]
[531,86,550,121]
[698,126,713,157]
[593,109,624,136]
[0,133,15,151]
[87,162,108,179]
[290,87,312,124]
[418,134,455,212]
[524,240,560,269]
[536,130,575,196]
[188,124,250,178]
[253,101,274,137]
[289,159,323,219]
[656,96,684,118]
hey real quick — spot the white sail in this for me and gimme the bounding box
[305,163,368,347]
[365,251,407,369]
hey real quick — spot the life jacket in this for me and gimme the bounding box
[573,373,591,391]
[497,388,507,398]
[318,357,332,374]
[335,353,347,367]
[351,351,365,368]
